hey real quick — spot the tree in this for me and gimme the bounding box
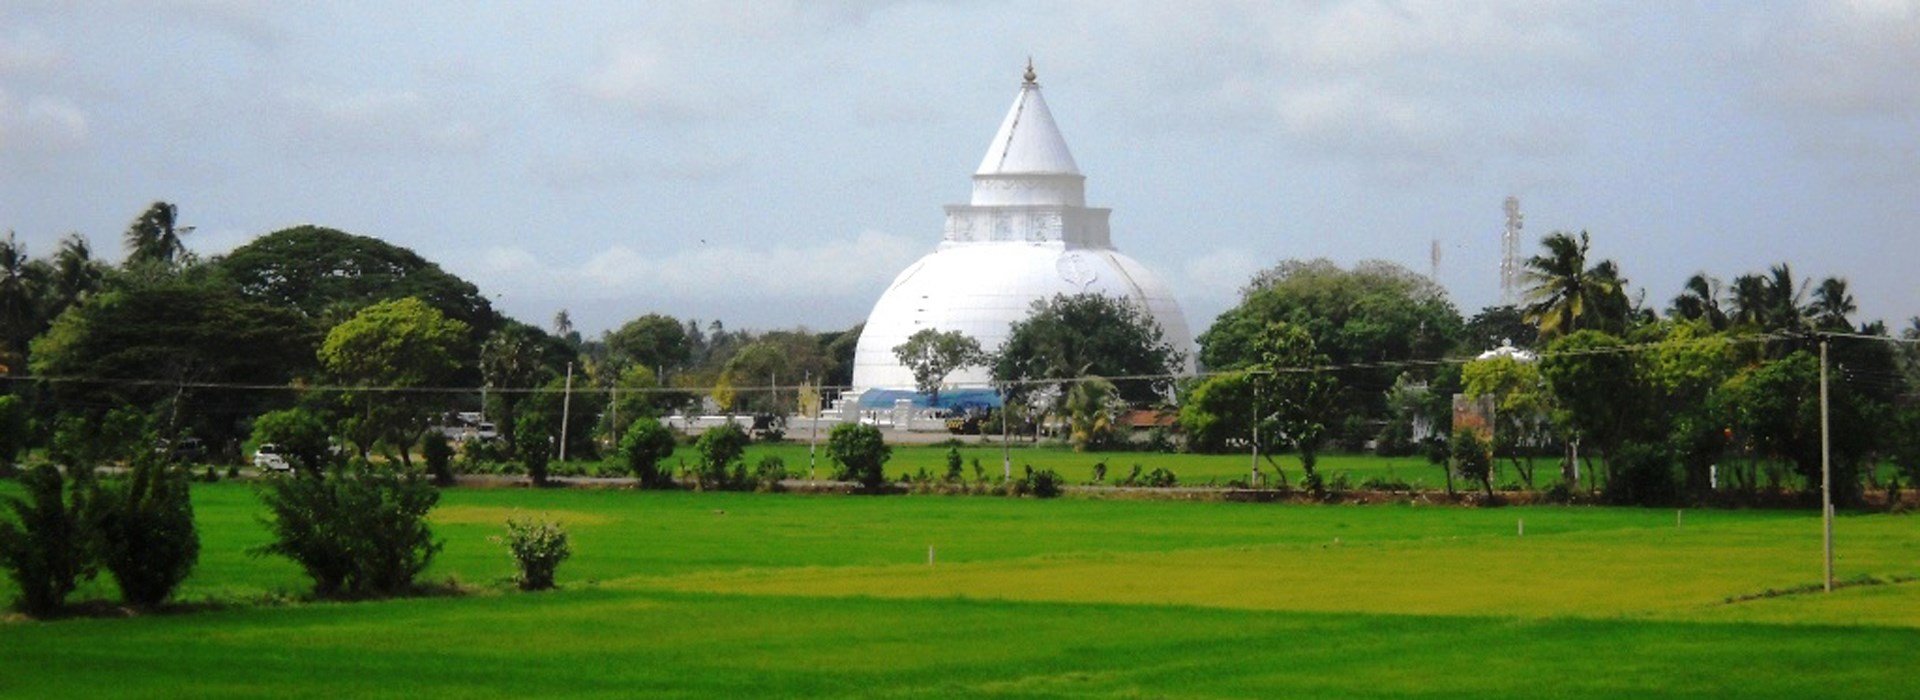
[1450,427,1495,498]
[991,293,1183,405]
[1809,277,1856,331]
[619,418,678,487]
[481,322,568,455]
[1062,376,1120,452]
[91,454,198,607]
[1201,259,1460,429]
[0,231,47,366]
[892,328,984,406]
[123,201,191,269]
[252,461,443,598]
[1539,330,1642,487]
[1462,305,1538,352]
[1254,322,1336,492]
[1669,273,1728,331]
[1461,355,1552,488]
[249,407,334,477]
[1724,351,1872,505]
[1176,373,1259,455]
[827,422,891,489]
[514,410,555,486]
[1521,231,1629,339]
[318,297,471,469]
[31,281,319,446]
[0,465,93,616]
[693,423,749,490]
[216,225,496,339]
[603,313,692,373]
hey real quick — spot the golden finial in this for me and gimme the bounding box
[1023,57,1036,85]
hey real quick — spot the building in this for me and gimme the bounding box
[847,63,1194,410]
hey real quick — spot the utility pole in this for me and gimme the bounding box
[1821,337,1834,592]
[559,362,574,463]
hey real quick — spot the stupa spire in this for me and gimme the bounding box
[976,59,1079,176]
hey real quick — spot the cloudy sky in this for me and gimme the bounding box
[2,1,1916,339]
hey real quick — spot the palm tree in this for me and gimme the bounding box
[1670,272,1728,330]
[0,232,44,363]
[1808,277,1856,331]
[1763,263,1808,333]
[124,201,191,268]
[48,233,103,312]
[1727,273,1770,329]
[1521,231,1623,339]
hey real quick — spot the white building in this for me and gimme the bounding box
[847,63,1194,408]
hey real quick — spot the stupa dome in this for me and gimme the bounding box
[848,63,1194,401]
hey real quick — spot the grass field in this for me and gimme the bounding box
[588,441,1454,488]
[4,481,1919,698]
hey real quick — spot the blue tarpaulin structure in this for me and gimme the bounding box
[852,388,1002,411]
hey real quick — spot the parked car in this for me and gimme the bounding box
[253,443,292,472]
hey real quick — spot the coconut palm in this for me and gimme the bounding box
[1521,231,1624,339]
[1727,273,1770,329]
[48,233,103,312]
[124,201,191,268]
[1808,277,1856,331]
[1670,272,1728,330]
[1763,263,1809,333]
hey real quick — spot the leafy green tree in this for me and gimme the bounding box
[1539,330,1643,487]
[819,322,864,388]
[216,225,497,339]
[619,418,679,487]
[0,231,50,367]
[1255,322,1336,492]
[249,407,334,477]
[892,328,984,406]
[991,293,1182,405]
[481,322,568,455]
[1462,305,1538,352]
[827,422,891,489]
[1521,231,1631,339]
[1201,259,1459,429]
[1450,427,1495,498]
[1668,273,1729,330]
[721,340,794,416]
[0,465,93,616]
[519,374,605,462]
[318,297,471,469]
[420,432,455,486]
[1724,351,1872,505]
[252,461,443,598]
[694,422,750,490]
[1176,373,1260,455]
[31,281,318,446]
[604,313,692,373]
[0,394,29,466]
[514,409,555,486]
[91,454,198,607]
[1461,355,1552,488]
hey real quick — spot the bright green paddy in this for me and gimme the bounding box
[3,481,1917,698]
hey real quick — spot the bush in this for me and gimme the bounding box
[515,412,554,486]
[1605,442,1680,507]
[1014,465,1064,498]
[827,423,892,489]
[0,465,93,616]
[253,462,443,598]
[694,423,750,490]
[753,455,788,492]
[944,448,964,483]
[421,432,455,486]
[92,455,200,607]
[498,512,570,591]
[1142,467,1178,488]
[619,418,679,488]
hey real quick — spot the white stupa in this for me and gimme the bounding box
[848,62,1193,406]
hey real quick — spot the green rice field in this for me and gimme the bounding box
[3,481,1918,698]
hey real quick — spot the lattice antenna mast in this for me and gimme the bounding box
[1499,196,1524,305]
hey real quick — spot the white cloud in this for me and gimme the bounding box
[457,229,921,306]
[1743,0,1920,183]
[0,30,63,76]
[273,86,486,156]
[0,89,88,156]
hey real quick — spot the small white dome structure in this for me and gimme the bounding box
[849,63,1193,403]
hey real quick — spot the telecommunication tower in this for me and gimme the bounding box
[1499,196,1523,305]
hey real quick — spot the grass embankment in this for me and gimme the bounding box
[3,482,1919,698]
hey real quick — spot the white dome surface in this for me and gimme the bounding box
[851,243,1193,391]
[850,64,1194,395]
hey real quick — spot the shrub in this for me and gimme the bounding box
[619,418,679,488]
[0,465,93,616]
[515,412,554,486]
[421,432,455,486]
[253,462,443,598]
[827,423,891,489]
[944,448,964,483]
[92,456,199,607]
[694,423,750,490]
[1605,442,1680,507]
[498,512,570,591]
[1142,467,1178,488]
[753,455,788,492]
